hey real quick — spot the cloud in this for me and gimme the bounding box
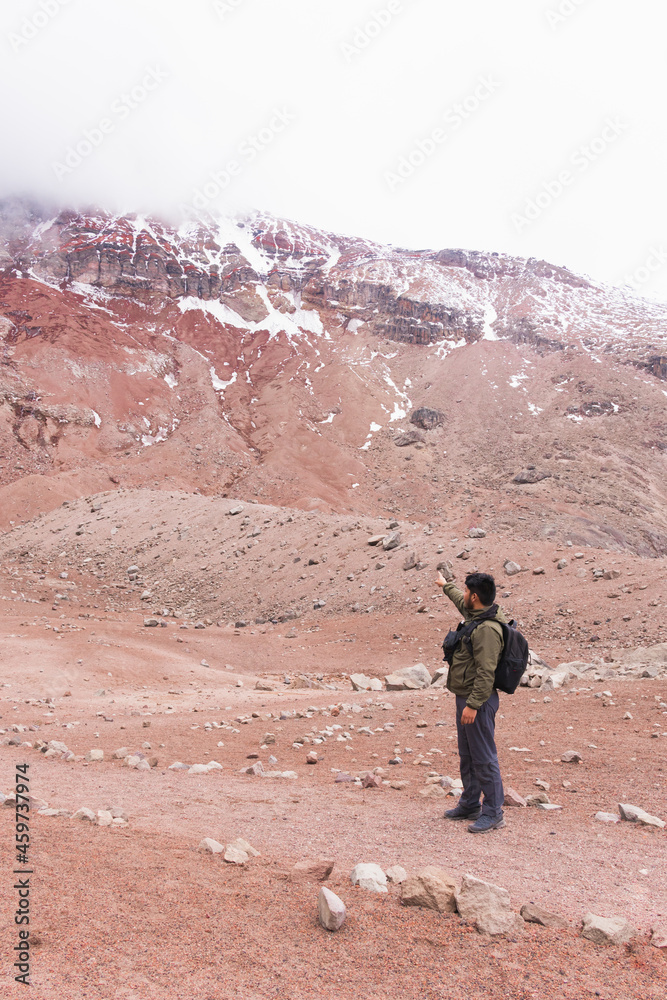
[1,0,666,299]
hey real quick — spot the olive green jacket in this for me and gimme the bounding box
[442,582,506,710]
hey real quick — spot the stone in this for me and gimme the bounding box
[350,673,381,692]
[382,531,401,551]
[504,788,527,807]
[112,747,130,759]
[241,762,265,776]
[468,527,487,539]
[350,863,388,893]
[410,407,445,430]
[526,792,550,806]
[514,469,551,484]
[367,534,387,546]
[401,867,457,913]
[223,845,249,865]
[227,837,260,857]
[96,810,113,827]
[85,749,104,762]
[71,807,96,822]
[306,751,319,764]
[390,780,410,790]
[581,912,637,946]
[618,803,665,829]
[361,773,382,789]
[335,772,354,783]
[385,865,408,884]
[394,430,424,447]
[318,887,347,931]
[595,812,620,824]
[384,663,432,691]
[255,680,274,691]
[419,784,447,798]
[291,859,334,881]
[455,874,523,936]
[197,837,224,854]
[430,666,449,688]
[503,560,522,576]
[650,922,667,949]
[144,619,159,628]
[520,903,569,929]
[188,764,209,774]
[561,750,583,763]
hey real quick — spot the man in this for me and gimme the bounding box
[435,570,506,833]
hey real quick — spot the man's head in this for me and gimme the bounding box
[463,572,496,610]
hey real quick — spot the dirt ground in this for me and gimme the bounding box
[0,608,665,999]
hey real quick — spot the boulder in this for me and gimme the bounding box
[350,863,388,894]
[318,887,347,931]
[368,534,387,546]
[561,751,583,764]
[384,663,432,691]
[291,859,334,881]
[581,912,637,946]
[350,673,382,692]
[455,874,523,935]
[96,810,113,827]
[401,867,457,913]
[503,560,522,576]
[468,528,487,538]
[618,803,665,829]
[382,531,401,551]
[520,903,569,929]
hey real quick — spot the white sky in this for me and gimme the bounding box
[1,0,666,299]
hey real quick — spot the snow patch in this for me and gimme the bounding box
[92,410,101,428]
[527,403,543,416]
[164,373,178,389]
[211,367,237,392]
[482,304,499,340]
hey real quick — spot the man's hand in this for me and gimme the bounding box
[460,706,477,725]
[436,572,447,588]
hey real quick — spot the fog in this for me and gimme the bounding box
[1,0,666,298]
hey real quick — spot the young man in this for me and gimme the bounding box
[435,570,506,833]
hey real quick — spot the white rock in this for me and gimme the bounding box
[199,838,224,854]
[618,803,665,829]
[112,747,130,759]
[188,764,210,774]
[85,749,104,762]
[227,837,260,857]
[350,862,388,893]
[455,874,523,935]
[595,812,620,824]
[223,845,249,865]
[581,912,637,946]
[97,810,113,827]
[385,663,432,691]
[71,807,96,822]
[318,886,347,931]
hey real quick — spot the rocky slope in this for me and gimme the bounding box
[0,198,665,561]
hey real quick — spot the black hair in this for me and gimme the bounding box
[464,572,496,607]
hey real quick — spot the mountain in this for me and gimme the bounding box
[0,197,666,562]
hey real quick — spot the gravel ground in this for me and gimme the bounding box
[0,614,666,998]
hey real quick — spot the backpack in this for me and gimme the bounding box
[442,605,529,695]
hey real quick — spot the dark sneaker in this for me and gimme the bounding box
[444,805,482,821]
[467,814,506,834]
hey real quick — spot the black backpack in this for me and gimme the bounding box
[442,605,529,695]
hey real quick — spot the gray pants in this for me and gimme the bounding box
[455,691,504,819]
